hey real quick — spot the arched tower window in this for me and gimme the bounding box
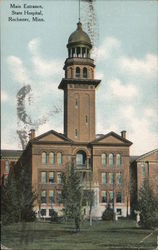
[116,154,122,166]
[70,67,73,78]
[76,150,87,166]
[83,67,88,78]
[76,67,80,78]
[42,152,48,164]
[109,153,114,166]
[77,47,80,57]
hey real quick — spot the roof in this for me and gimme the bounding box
[67,22,92,48]
[90,131,133,146]
[136,148,158,161]
[1,150,23,159]
[30,130,73,144]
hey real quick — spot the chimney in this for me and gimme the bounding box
[121,130,126,139]
[29,129,35,140]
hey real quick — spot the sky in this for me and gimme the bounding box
[1,0,158,155]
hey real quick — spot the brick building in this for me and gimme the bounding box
[1,150,22,185]
[130,148,158,203]
[16,22,133,218]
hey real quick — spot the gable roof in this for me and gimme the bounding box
[90,131,132,146]
[136,148,158,161]
[30,130,73,144]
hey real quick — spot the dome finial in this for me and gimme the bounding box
[79,0,81,23]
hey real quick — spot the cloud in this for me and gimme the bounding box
[28,38,63,77]
[7,56,31,85]
[120,105,158,155]
[1,90,9,102]
[95,71,104,80]
[119,54,158,77]
[109,78,138,98]
[92,37,120,61]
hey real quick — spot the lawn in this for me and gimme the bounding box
[1,219,158,250]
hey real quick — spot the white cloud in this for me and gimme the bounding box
[120,105,158,155]
[95,71,104,80]
[92,37,120,61]
[7,56,31,85]
[109,78,138,98]
[119,54,158,77]
[1,90,9,102]
[28,38,63,77]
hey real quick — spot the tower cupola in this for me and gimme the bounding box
[67,22,92,58]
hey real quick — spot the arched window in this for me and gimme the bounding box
[83,67,88,78]
[116,154,122,166]
[57,152,62,165]
[49,152,55,165]
[5,160,10,172]
[76,150,87,166]
[70,67,73,78]
[42,152,48,164]
[109,153,114,166]
[76,67,80,78]
[101,153,107,166]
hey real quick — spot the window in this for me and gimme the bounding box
[82,47,86,57]
[57,191,62,204]
[57,152,62,165]
[57,172,62,184]
[116,209,122,215]
[102,153,107,166]
[117,173,122,186]
[49,190,54,203]
[76,67,80,78]
[5,161,10,173]
[41,172,47,184]
[109,191,114,203]
[75,129,78,138]
[109,154,114,166]
[101,191,107,203]
[49,152,55,165]
[116,192,123,203]
[70,67,73,78]
[49,172,54,184]
[141,164,145,177]
[102,173,107,185]
[42,152,48,164]
[109,173,114,185]
[83,67,88,78]
[75,99,78,109]
[49,209,55,216]
[76,150,87,166]
[41,191,47,204]
[116,154,122,166]
[40,209,46,216]
[86,115,88,125]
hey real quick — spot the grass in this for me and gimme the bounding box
[1,219,158,250]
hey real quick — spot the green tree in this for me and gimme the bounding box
[1,164,36,224]
[62,164,83,232]
[137,180,158,228]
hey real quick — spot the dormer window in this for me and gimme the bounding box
[76,67,80,78]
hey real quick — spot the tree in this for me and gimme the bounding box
[62,164,83,232]
[137,180,158,228]
[1,164,36,224]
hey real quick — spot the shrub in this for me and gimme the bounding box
[102,204,114,221]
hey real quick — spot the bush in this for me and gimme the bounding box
[102,204,114,221]
[49,209,58,222]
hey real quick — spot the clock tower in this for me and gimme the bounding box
[58,22,101,142]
